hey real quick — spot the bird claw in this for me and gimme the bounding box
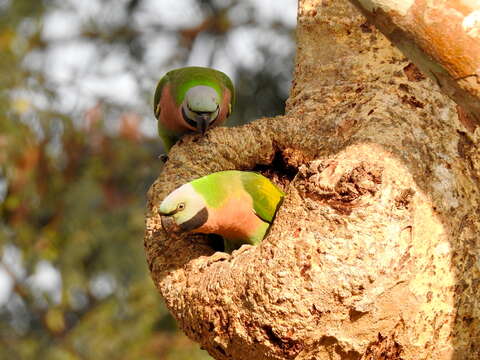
[159,153,169,163]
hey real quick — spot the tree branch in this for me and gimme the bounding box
[349,0,480,126]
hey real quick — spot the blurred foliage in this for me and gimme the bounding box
[0,0,295,358]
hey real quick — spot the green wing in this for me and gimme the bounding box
[240,172,285,223]
[157,124,176,151]
[190,171,283,219]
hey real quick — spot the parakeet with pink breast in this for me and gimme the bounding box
[153,66,235,151]
[158,171,284,253]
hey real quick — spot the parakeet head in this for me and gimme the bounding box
[159,183,208,234]
[181,85,220,134]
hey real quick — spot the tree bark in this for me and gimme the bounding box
[144,0,480,359]
[349,0,480,126]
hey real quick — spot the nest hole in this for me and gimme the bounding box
[253,149,300,191]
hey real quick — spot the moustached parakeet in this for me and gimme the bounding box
[158,170,284,253]
[153,66,235,151]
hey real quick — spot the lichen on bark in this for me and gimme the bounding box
[144,0,480,359]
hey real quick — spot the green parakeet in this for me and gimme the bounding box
[159,170,284,253]
[153,66,235,151]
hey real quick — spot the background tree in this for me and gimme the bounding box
[0,1,295,359]
[145,0,480,359]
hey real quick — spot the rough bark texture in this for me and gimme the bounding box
[144,1,480,359]
[349,0,480,125]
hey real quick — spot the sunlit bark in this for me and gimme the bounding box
[350,0,480,126]
[144,0,480,359]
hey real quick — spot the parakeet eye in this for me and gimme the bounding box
[177,202,185,211]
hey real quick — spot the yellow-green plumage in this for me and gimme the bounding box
[159,171,284,253]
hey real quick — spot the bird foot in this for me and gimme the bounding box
[159,153,169,163]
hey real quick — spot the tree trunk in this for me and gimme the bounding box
[144,0,480,359]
